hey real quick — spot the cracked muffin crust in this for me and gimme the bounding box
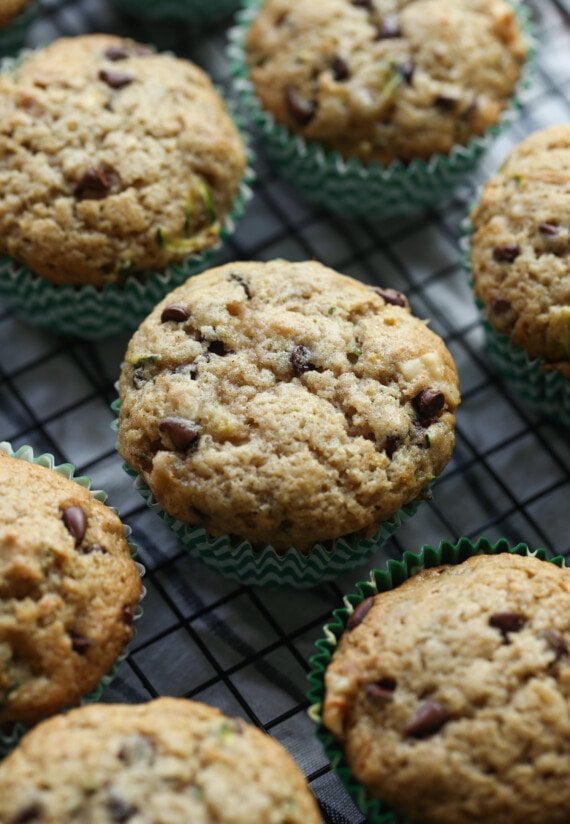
[322,552,570,824]
[0,0,31,28]
[245,0,527,165]
[117,259,460,552]
[0,451,141,726]
[0,698,322,824]
[0,34,246,287]
[471,125,570,376]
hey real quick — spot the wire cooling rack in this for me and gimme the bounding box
[1,1,569,820]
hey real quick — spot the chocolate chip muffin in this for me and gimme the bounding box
[244,0,527,165]
[0,698,322,823]
[0,0,31,28]
[322,551,570,824]
[471,125,570,376]
[117,259,460,553]
[0,34,246,287]
[0,449,141,727]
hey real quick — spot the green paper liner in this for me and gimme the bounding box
[307,536,566,824]
[0,1,36,57]
[0,441,146,758]
[0,51,255,339]
[111,0,240,24]
[462,220,570,426]
[228,0,535,217]
[111,399,426,588]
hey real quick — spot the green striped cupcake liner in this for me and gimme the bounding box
[111,0,240,24]
[111,400,424,588]
[0,2,36,57]
[462,221,570,426]
[228,0,535,217]
[0,441,146,758]
[307,536,566,823]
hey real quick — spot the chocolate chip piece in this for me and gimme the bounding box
[161,304,189,323]
[62,506,87,547]
[229,272,252,299]
[412,388,445,423]
[9,804,44,824]
[70,633,92,655]
[539,222,560,236]
[74,165,115,200]
[490,298,512,314]
[398,62,415,85]
[493,244,520,263]
[104,45,130,61]
[158,417,201,451]
[290,344,316,376]
[208,340,230,356]
[132,367,147,389]
[122,604,135,625]
[372,286,408,307]
[464,98,478,119]
[489,612,526,636]
[384,435,400,458]
[82,543,108,555]
[405,700,448,738]
[284,86,316,126]
[346,596,374,630]
[332,56,350,81]
[118,734,156,765]
[99,69,133,89]
[376,15,401,38]
[351,0,372,7]
[434,94,457,110]
[107,796,138,823]
[366,677,397,700]
[541,628,567,659]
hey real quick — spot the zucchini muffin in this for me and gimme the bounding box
[322,552,570,824]
[0,698,322,823]
[244,0,527,165]
[0,450,141,727]
[117,259,460,553]
[0,34,246,287]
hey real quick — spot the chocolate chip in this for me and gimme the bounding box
[405,700,448,738]
[207,340,230,356]
[229,272,252,299]
[99,69,133,89]
[82,544,108,555]
[541,628,567,659]
[9,804,43,824]
[351,0,372,7]
[398,62,415,85]
[104,45,130,61]
[346,596,374,630]
[107,796,138,823]
[332,56,350,81]
[132,367,147,389]
[372,286,408,307]
[489,612,526,636]
[122,604,135,625]
[118,734,156,765]
[493,244,520,263]
[284,86,316,127]
[73,165,115,200]
[158,417,201,451]
[161,304,189,323]
[366,677,397,700]
[376,15,401,38]
[290,344,316,376]
[539,222,560,236]
[384,435,400,458]
[490,298,512,314]
[70,633,92,655]
[434,94,457,110]
[464,98,478,119]
[412,388,445,423]
[62,506,87,547]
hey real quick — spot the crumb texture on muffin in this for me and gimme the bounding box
[118,259,460,551]
[245,0,527,164]
[0,452,141,725]
[471,125,570,371]
[0,698,322,823]
[323,552,570,824]
[0,34,246,286]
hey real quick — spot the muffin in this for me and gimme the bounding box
[116,259,460,586]
[229,0,531,215]
[0,445,142,729]
[0,0,35,57]
[315,542,570,824]
[0,34,250,337]
[0,698,322,823]
[111,0,240,25]
[470,125,570,424]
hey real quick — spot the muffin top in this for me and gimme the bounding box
[0,698,322,824]
[471,125,570,374]
[0,34,246,287]
[322,552,570,824]
[118,259,459,552]
[0,451,141,726]
[245,0,527,165]
[0,0,31,28]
